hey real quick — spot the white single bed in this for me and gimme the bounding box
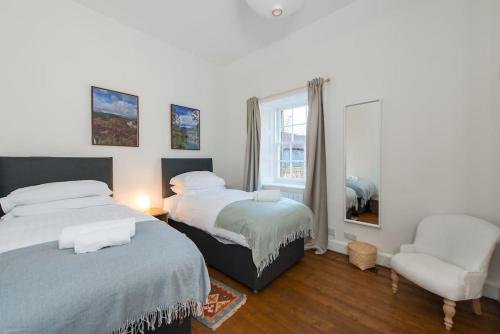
[161,158,309,293]
[165,188,305,249]
[0,204,155,254]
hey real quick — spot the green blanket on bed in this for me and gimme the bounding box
[214,198,313,276]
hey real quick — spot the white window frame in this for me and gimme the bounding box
[272,103,308,185]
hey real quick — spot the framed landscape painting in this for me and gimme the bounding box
[91,86,139,147]
[170,104,200,150]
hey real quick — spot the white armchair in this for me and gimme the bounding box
[390,214,500,330]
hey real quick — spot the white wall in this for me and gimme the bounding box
[345,101,381,194]
[0,0,220,209]
[215,0,500,297]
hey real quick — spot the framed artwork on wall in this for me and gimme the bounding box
[170,104,200,150]
[91,86,139,147]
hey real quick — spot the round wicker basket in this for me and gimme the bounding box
[348,241,377,270]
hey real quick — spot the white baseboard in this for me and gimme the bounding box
[483,279,499,301]
[328,237,392,267]
[327,237,499,301]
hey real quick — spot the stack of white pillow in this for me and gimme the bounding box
[170,171,226,195]
[168,171,281,202]
[0,180,114,220]
[0,180,135,254]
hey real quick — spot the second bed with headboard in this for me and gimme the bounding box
[162,158,308,293]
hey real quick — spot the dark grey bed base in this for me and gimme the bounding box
[0,156,191,334]
[161,158,305,292]
[169,219,304,292]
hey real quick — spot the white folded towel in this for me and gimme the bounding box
[253,189,281,202]
[74,226,131,254]
[58,217,135,249]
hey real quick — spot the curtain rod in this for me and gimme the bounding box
[259,78,331,102]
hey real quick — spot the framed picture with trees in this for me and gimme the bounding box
[170,104,200,150]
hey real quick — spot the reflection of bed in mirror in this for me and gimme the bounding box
[346,176,378,224]
[344,99,381,227]
[345,186,358,219]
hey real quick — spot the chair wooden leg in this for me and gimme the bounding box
[443,299,456,330]
[391,270,399,294]
[472,299,482,315]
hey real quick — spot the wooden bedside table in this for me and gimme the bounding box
[147,208,167,222]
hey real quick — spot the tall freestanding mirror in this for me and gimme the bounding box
[344,100,381,227]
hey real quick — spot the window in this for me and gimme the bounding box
[260,90,308,186]
[277,106,307,180]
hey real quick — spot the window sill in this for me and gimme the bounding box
[262,182,305,192]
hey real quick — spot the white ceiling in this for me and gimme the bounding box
[72,0,354,65]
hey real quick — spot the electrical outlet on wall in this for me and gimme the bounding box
[344,232,357,241]
[328,227,335,238]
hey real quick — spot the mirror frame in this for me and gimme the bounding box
[343,99,382,229]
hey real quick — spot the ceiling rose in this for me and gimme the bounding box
[246,0,305,19]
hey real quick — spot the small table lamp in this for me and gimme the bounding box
[137,195,151,213]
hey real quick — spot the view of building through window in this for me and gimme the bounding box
[278,106,307,179]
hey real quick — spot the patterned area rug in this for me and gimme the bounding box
[195,278,247,330]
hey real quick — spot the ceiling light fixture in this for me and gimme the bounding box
[246,0,305,19]
[272,8,283,17]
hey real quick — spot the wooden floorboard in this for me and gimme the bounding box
[351,212,379,225]
[192,250,499,334]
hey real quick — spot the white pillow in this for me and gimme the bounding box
[0,180,112,213]
[1,196,115,221]
[170,171,225,189]
[170,185,225,195]
[163,195,181,220]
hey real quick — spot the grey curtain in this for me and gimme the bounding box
[243,97,261,192]
[304,78,328,254]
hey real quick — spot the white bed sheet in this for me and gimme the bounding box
[165,189,253,248]
[0,204,156,254]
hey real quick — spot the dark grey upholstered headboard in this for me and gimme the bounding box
[0,157,113,216]
[161,158,213,198]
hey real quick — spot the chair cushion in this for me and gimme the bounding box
[391,253,466,301]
